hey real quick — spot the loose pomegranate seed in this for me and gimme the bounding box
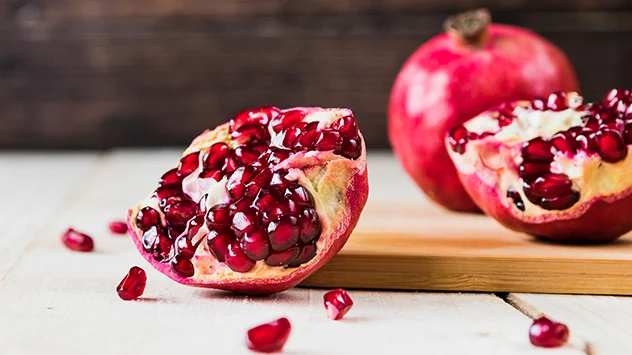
[299,209,321,243]
[116,266,147,301]
[136,207,161,231]
[267,216,300,251]
[531,174,573,199]
[519,162,550,181]
[160,168,182,186]
[61,228,94,252]
[177,151,200,178]
[288,243,317,267]
[163,200,198,232]
[109,221,128,234]
[246,318,292,353]
[241,231,270,260]
[174,235,196,259]
[546,91,567,111]
[265,246,300,267]
[225,242,256,272]
[506,188,525,211]
[323,288,354,320]
[522,138,554,162]
[171,255,195,277]
[529,317,569,348]
[331,115,359,140]
[206,204,232,229]
[596,129,628,163]
[232,208,260,237]
[207,230,232,262]
[230,106,280,133]
[203,142,230,170]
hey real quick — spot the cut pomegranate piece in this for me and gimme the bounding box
[61,228,94,252]
[246,318,291,353]
[323,288,354,320]
[127,107,368,295]
[109,221,128,234]
[529,317,569,348]
[447,90,632,243]
[117,266,147,301]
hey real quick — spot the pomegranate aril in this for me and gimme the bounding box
[531,174,573,199]
[207,230,232,262]
[109,221,128,234]
[171,255,195,277]
[506,188,525,212]
[270,172,292,193]
[271,109,306,133]
[246,318,291,353]
[299,208,321,243]
[551,131,576,154]
[547,91,567,111]
[203,142,230,170]
[231,123,271,145]
[206,203,231,229]
[339,138,362,159]
[529,317,569,348]
[232,208,259,237]
[234,146,262,166]
[583,116,600,131]
[522,183,542,205]
[222,156,240,174]
[159,168,182,186]
[293,122,319,150]
[314,129,343,151]
[253,189,277,212]
[151,233,173,262]
[448,125,469,154]
[175,235,196,259]
[267,148,292,166]
[595,110,621,123]
[136,207,161,231]
[61,228,94,252]
[332,115,359,140]
[163,200,197,231]
[177,151,200,178]
[519,162,550,181]
[600,119,625,134]
[230,106,280,132]
[199,168,223,181]
[187,215,206,240]
[596,129,628,163]
[540,190,580,211]
[241,231,270,260]
[606,88,628,103]
[323,288,354,320]
[229,197,253,217]
[531,98,546,111]
[154,184,183,201]
[267,216,300,251]
[288,243,317,267]
[263,202,294,223]
[245,168,272,198]
[282,122,307,148]
[575,130,598,154]
[522,138,554,162]
[142,226,163,251]
[285,185,313,208]
[227,167,256,200]
[265,246,300,266]
[117,266,147,301]
[225,242,256,273]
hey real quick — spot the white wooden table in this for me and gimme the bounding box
[0,151,628,354]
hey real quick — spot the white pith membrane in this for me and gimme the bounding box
[450,92,632,217]
[130,107,366,282]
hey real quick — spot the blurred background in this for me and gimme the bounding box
[1,0,631,150]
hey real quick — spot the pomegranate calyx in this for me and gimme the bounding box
[444,8,491,47]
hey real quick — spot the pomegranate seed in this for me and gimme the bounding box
[314,129,343,151]
[299,208,321,243]
[116,266,147,301]
[246,318,292,353]
[163,200,198,232]
[285,185,313,208]
[232,208,259,237]
[154,184,183,201]
[323,288,354,320]
[225,242,256,272]
[596,129,628,163]
[136,207,161,231]
[595,110,621,123]
[203,143,230,170]
[339,138,362,159]
[522,183,542,205]
[159,168,182,186]
[230,106,280,133]
[150,233,173,262]
[231,124,271,146]
[531,174,573,199]
[293,122,319,150]
[547,91,567,111]
[288,243,317,267]
[551,131,577,154]
[171,255,195,277]
[265,246,300,266]
[199,169,223,181]
[207,230,232,262]
[271,109,306,133]
[606,88,628,103]
[540,190,580,210]
[270,172,292,193]
[253,190,277,212]
[177,151,200,178]
[506,188,525,211]
[583,116,600,131]
[263,202,294,223]
[519,162,550,181]
[229,197,253,216]
[529,317,569,348]
[266,148,292,166]
[522,138,554,162]
[531,98,546,110]
[575,130,598,154]
[222,156,240,174]
[600,118,625,134]
[331,115,359,140]
[206,204,231,229]
[245,168,272,198]
[174,235,196,259]
[282,122,307,148]
[109,221,128,234]
[234,146,263,166]
[227,167,256,200]
[614,100,629,114]
[241,231,270,260]
[141,226,164,251]
[448,125,470,154]
[186,215,205,239]
[61,228,94,252]
[267,216,300,251]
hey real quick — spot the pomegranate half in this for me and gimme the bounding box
[388,9,579,212]
[446,90,632,243]
[127,107,368,294]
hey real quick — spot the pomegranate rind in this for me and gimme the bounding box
[127,108,368,295]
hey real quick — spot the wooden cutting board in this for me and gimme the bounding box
[301,202,632,295]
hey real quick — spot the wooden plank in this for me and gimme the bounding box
[507,293,632,354]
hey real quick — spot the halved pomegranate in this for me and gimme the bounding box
[127,107,368,294]
[446,89,632,243]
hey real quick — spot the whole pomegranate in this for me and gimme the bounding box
[388,9,579,212]
[446,89,632,243]
[127,106,368,295]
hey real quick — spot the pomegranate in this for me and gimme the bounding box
[61,228,94,252]
[446,89,632,243]
[109,221,128,234]
[529,316,569,348]
[117,266,147,301]
[127,107,368,295]
[323,288,354,320]
[246,317,291,353]
[388,8,579,212]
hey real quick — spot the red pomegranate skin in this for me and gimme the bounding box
[389,23,579,212]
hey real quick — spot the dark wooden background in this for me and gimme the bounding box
[1,0,631,150]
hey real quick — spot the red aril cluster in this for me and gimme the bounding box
[529,316,569,348]
[246,317,292,353]
[117,266,147,301]
[61,228,94,252]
